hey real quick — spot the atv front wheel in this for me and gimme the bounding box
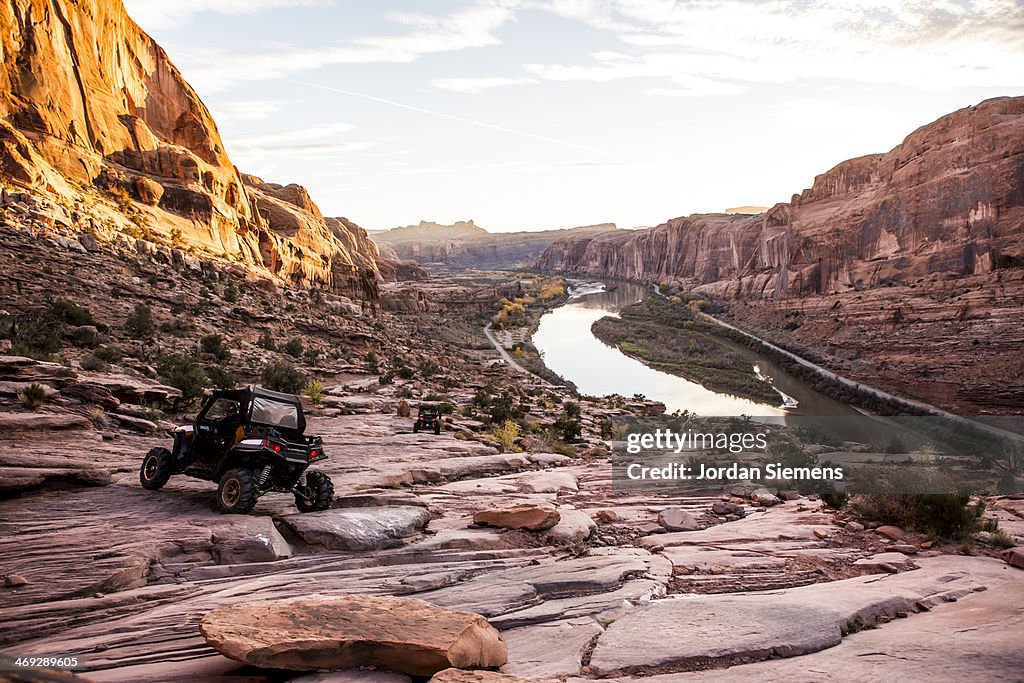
[295,471,334,512]
[140,447,173,490]
[217,468,259,514]
[413,422,420,433]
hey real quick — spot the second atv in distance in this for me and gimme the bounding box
[413,404,442,435]
[139,386,334,514]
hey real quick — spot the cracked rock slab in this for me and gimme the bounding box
[280,506,431,551]
[587,556,995,677]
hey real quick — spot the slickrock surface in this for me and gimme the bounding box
[199,595,508,675]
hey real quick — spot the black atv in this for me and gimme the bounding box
[139,386,334,514]
[413,404,442,435]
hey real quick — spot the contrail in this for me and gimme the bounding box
[284,78,609,156]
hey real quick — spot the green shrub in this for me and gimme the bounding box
[396,366,415,380]
[303,347,321,364]
[304,379,324,404]
[18,383,47,409]
[206,365,236,390]
[884,434,908,454]
[282,338,304,358]
[93,345,123,363]
[79,354,110,372]
[554,402,582,443]
[852,492,985,541]
[200,333,230,361]
[49,299,94,326]
[257,330,276,351]
[125,304,155,339]
[820,491,849,510]
[156,353,207,404]
[261,359,306,394]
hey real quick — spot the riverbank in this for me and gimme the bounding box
[591,295,782,405]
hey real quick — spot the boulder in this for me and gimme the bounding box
[280,506,430,551]
[396,399,411,417]
[750,488,781,507]
[845,521,865,532]
[134,176,164,205]
[1002,546,1024,569]
[547,509,597,545]
[211,517,293,564]
[291,672,411,683]
[199,595,508,676]
[473,505,560,531]
[67,325,99,347]
[657,508,698,532]
[712,501,744,516]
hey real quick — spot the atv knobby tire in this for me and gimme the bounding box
[295,471,334,512]
[413,422,420,433]
[140,447,173,490]
[217,468,259,514]
[433,421,441,435]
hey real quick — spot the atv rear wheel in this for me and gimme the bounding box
[217,468,259,514]
[433,420,441,435]
[295,471,334,512]
[140,447,173,490]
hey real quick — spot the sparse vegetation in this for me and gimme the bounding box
[261,359,306,394]
[304,379,324,404]
[852,492,986,541]
[156,353,207,405]
[125,303,155,339]
[257,330,276,351]
[18,383,47,410]
[283,337,305,358]
[491,419,520,451]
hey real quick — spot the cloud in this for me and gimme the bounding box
[431,76,538,93]
[208,100,287,122]
[122,0,331,30]
[177,2,518,93]
[522,0,1024,93]
[226,122,370,166]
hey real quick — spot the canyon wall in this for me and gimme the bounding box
[537,97,1024,298]
[372,220,617,270]
[0,0,410,301]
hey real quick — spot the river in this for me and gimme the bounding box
[531,280,858,417]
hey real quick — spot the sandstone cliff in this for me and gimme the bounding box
[537,97,1024,297]
[0,0,410,301]
[372,220,617,270]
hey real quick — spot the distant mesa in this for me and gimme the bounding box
[370,219,618,270]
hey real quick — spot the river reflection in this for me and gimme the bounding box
[532,280,857,417]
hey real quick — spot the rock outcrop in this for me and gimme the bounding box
[537,97,1024,296]
[0,0,415,301]
[371,220,617,269]
[199,595,508,676]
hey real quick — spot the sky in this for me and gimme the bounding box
[121,0,1024,232]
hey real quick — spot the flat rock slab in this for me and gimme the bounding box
[501,617,604,678]
[0,412,92,432]
[547,509,597,545]
[429,670,558,682]
[587,556,994,677]
[199,594,508,676]
[281,506,430,551]
[210,517,293,564]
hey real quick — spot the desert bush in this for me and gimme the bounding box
[18,383,47,410]
[156,353,207,404]
[93,345,123,364]
[125,304,155,339]
[554,402,583,443]
[79,354,110,372]
[820,491,849,510]
[852,492,985,541]
[49,299,94,326]
[492,420,520,451]
[88,407,108,428]
[257,330,276,351]
[282,338,305,358]
[200,333,230,361]
[305,379,324,404]
[261,359,306,394]
[206,365,236,390]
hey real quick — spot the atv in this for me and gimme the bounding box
[139,386,334,514]
[413,404,442,435]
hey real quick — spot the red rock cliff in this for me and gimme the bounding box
[0,0,410,300]
[537,97,1024,298]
